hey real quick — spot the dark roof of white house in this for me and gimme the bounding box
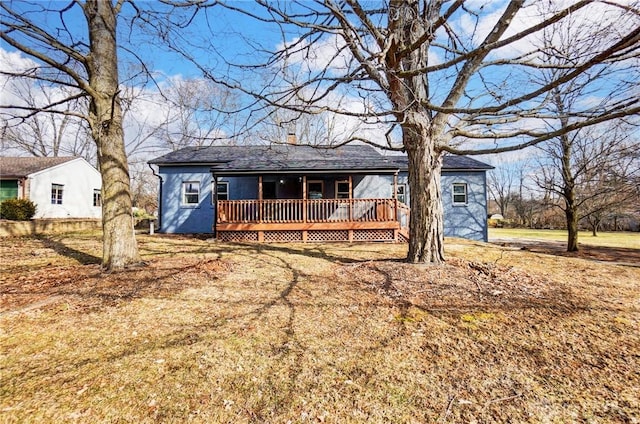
[149,144,493,173]
[0,156,79,178]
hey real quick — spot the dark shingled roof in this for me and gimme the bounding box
[149,144,492,173]
[389,154,494,171]
[0,156,79,178]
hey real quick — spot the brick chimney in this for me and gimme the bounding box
[287,131,297,145]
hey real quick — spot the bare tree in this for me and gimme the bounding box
[534,121,638,248]
[487,157,532,219]
[254,106,367,147]
[1,0,140,269]
[580,135,638,236]
[530,6,640,251]
[149,78,243,150]
[1,77,95,161]
[168,1,640,263]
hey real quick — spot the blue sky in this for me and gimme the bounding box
[2,1,638,163]
[1,1,277,81]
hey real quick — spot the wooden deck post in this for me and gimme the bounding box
[348,175,353,221]
[393,172,399,222]
[302,175,307,223]
[258,176,263,222]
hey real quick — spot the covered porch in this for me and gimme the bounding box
[213,174,410,243]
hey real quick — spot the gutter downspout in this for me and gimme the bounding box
[148,163,163,232]
[212,173,218,239]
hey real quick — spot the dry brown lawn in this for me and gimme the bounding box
[1,232,638,423]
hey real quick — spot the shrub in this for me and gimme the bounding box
[0,198,37,221]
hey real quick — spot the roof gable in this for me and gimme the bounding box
[0,156,80,178]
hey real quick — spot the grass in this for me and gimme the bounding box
[489,227,640,249]
[1,232,639,423]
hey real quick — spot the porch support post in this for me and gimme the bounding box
[393,171,399,223]
[348,175,353,221]
[258,175,263,223]
[302,175,307,223]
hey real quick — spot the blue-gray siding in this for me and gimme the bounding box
[157,167,488,241]
[158,166,214,234]
[441,171,488,242]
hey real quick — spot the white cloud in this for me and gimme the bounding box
[0,48,39,74]
[279,33,355,76]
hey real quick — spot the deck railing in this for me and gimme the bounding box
[217,198,400,224]
[397,202,411,228]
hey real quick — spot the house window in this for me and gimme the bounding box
[336,181,350,199]
[396,184,406,204]
[51,184,64,204]
[263,181,276,199]
[214,181,229,201]
[452,183,468,205]
[182,181,200,205]
[93,189,102,207]
[307,180,324,199]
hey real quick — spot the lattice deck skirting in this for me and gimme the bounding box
[264,230,302,242]
[353,229,395,241]
[218,231,258,242]
[217,229,405,243]
[307,230,348,242]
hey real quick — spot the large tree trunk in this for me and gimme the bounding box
[385,1,446,264]
[404,116,445,264]
[560,135,579,253]
[566,206,579,252]
[85,0,140,269]
[555,90,580,253]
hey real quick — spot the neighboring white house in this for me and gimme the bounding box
[0,156,102,219]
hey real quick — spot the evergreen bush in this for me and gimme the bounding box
[0,198,37,220]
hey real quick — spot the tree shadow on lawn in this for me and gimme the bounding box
[7,236,621,424]
[493,239,640,267]
[0,255,231,314]
[34,234,102,265]
[4,242,319,420]
[230,240,401,265]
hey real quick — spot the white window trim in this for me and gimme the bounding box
[93,189,102,207]
[395,183,407,204]
[452,183,468,206]
[182,181,200,207]
[51,183,64,205]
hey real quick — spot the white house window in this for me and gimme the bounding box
[51,184,64,204]
[182,181,200,205]
[93,189,102,207]
[214,181,229,202]
[336,181,350,199]
[396,184,406,204]
[452,183,468,205]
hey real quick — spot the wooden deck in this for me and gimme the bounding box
[216,199,410,243]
